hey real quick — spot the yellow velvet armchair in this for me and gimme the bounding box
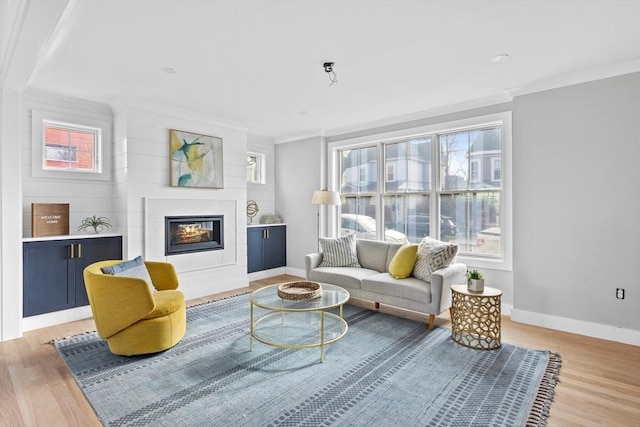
[83,260,186,356]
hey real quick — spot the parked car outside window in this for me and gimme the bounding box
[341,214,407,242]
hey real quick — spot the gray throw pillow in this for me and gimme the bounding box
[318,233,361,268]
[100,256,156,293]
[413,237,458,282]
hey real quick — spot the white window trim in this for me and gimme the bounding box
[31,109,112,181]
[328,111,512,271]
[247,151,266,184]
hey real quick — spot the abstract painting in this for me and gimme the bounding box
[170,129,223,188]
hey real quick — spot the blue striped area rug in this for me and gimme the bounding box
[54,293,561,426]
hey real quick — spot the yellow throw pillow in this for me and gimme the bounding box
[388,244,418,279]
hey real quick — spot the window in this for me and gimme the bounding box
[42,122,100,172]
[247,152,266,184]
[32,109,111,181]
[339,146,378,240]
[439,127,502,256]
[330,112,510,264]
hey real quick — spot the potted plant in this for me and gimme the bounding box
[78,215,112,234]
[467,269,484,293]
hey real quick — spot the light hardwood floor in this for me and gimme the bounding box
[1,274,639,426]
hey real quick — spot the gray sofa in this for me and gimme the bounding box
[305,239,466,329]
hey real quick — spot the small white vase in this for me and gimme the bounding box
[468,278,485,293]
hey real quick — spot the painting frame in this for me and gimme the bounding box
[170,129,223,189]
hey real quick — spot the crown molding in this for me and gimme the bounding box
[505,59,640,98]
[274,130,325,145]
[323,94,513,139]
[110,98,249,133]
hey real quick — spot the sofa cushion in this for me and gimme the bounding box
[388,243,418,279]
[413,238,458,282]
[308,267,378,289]
[319,233,361,267]
[356,239,401,272]
[362,273,431,303]
[101,256,156,293]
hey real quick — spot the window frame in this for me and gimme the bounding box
[247,151,266,184]
[328,112,512,271]
[31,109,112,181]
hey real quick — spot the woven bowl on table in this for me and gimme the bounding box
[277,281,322,300]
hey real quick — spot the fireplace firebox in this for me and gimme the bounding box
[165,215,224,255]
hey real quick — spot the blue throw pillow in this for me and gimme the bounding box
[101,256,156,293]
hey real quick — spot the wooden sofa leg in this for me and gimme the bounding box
[374,302,380,310]
[428,314,435,330]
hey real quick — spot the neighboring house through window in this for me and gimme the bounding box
[31,109,111,181]
[330,112,511,266]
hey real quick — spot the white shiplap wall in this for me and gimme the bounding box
[21,90,115,237]
[113,105,250,300]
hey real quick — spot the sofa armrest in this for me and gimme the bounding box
[430,262,467,315]
[145,261,179,291]
[305,253,323,279]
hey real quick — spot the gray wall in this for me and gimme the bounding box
[275,137,322,272]
[512,72,640,330]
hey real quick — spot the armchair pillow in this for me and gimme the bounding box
[388,243,418,279]
[319,233,361,268]
[101,256,156,293]
[413,237,458,282]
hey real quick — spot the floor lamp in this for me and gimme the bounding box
[311,189,341,251]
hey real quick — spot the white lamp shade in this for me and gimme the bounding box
[311,190,341,205]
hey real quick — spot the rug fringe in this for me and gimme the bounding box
[47,330,97,346]
[525,351,562,427]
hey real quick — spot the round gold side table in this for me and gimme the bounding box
[450,284,502,350]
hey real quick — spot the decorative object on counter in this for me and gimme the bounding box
[31,203,70,237]
[78,214,112,234]
[170,129,223,189]
[259,214,282,224]
[277,281,322,300]
[467,269,485,293]
[246,200,259,224]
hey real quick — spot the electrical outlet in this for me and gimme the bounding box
[616,288,625,300]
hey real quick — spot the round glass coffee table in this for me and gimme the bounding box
[249,283,350,362]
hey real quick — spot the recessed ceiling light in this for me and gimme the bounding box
[491,54,510,63]
[161,67,176,74]
[297,111,308,116]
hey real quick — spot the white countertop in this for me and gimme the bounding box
[23,232,123,242]
[247,223,286,228]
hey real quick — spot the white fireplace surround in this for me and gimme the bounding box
[145,198,238,273]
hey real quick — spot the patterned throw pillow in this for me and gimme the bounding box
[413,237,458,282]
[101,256,156,293]
[318,233,361,268]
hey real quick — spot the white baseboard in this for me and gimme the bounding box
[511,308,640,346]
[285,267,306,278]
[248,267,286,281]
[501,304,513,316]
[22,305,93,332]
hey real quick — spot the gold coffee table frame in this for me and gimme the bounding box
[249,283,350,362]
[450,284,502,350]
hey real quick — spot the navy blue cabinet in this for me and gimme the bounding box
[247,225,286,273]
[23,236,122,317]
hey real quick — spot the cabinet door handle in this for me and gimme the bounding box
[266,229,270,239]
[77,243,82,258]
[70,244,75,259]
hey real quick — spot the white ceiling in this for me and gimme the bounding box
[27,0,640,141]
